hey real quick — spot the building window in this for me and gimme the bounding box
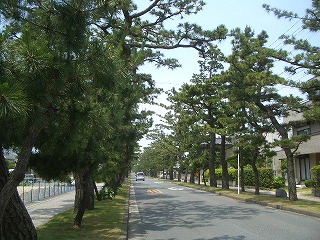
[297,127,311,136]
[299,157,311,181]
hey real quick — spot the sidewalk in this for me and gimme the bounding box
[219,182,320,202]
[179,177,320,202]
[26,183,104,228]
[26,190,75,228]
[242,187,320,202]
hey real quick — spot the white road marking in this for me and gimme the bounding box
[168,187,184,191]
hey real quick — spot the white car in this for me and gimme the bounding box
[24,174,36,182]
[136,172,145,181]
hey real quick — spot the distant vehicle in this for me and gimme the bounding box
[136,172,145,181]
[24,174,36,182]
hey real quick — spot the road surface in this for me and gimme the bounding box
[128,177,320,240]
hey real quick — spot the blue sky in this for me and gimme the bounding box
[135,1,318,148]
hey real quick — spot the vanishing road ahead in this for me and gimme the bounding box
[128,176,320,240]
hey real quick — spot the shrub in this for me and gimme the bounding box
[304,179,314,188]
[272,177,286,189]
[215,169,222,180]
[243,168,255,186]
[98,186,115,200]
[228,169,237,182]
[204,169,209,181]
[310,165,320,190]
[258,168,274,188]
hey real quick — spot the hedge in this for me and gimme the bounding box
[311,165,320,190]
[212,168,274,188]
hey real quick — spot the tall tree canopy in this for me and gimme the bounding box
[0,0,228,238]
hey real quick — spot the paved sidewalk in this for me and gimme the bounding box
[181,178,320,202]
[226,186,320,202]
[26,190,75,228]
[246,187,320,202]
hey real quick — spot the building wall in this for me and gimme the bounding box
[310,153,320,167]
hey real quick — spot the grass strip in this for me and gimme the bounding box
[173,181,320,217]
[37,181,129,240]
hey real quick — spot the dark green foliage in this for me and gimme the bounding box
[311,165,320,190]
[5,159,15,169]
[272,177,286,189]
[304,179,314,188]
[228,169,237,182]
[29,153,76,181]
[243,168,256,187]
[258,168,275,188]
[214,168,274,188]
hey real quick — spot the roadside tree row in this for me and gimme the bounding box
[137,1,320,202]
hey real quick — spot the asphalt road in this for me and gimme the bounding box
[128,177,320,240]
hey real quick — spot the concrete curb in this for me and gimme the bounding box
[127,182,145,240]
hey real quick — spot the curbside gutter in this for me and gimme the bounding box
[126,180,146,240]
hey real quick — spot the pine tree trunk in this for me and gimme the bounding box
[202,170,207,186]
[0,147,37,240]
[74,172,82,210]
[74,169,92,211]
[169,169,174,180]
[189,169,195,184]
[74,173,89,227]
[257,105,298,200]
[220,135,229,189]
[209,132,217,187]
[284,149,298,200]
[87,175,95,210]
[184,171,188,182]
[2,192,37,240]
[73,165,95,227]
[0,108,54,234]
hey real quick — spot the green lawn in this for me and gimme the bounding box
[36,182,129,240]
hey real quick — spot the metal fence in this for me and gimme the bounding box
[18,180,75,205]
